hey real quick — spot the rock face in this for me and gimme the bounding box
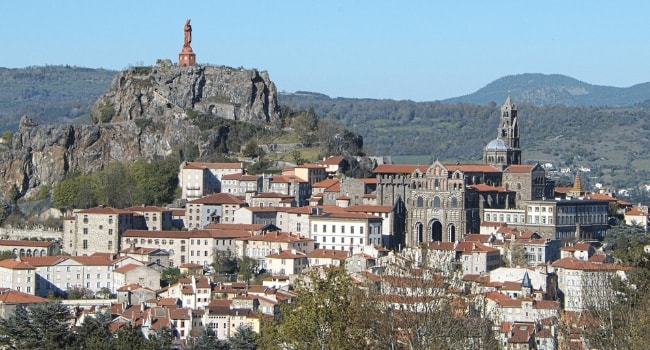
[91,64,279,124]
[0,64,280,202]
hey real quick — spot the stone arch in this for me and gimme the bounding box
[19,249,25,256]
[433,197,441,208]
[12,248,17,256]
[416,196,424,208]
[40,249,46,257]
[431,221,443,242]
[416,223,424,244]
[450,197,458,208]
[448,224,456,242]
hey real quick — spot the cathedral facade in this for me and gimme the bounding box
[375,97,554,248]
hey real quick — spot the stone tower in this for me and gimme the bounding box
[484,96,522,169]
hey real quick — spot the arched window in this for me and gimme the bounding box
[416,196,424,208]
[433,197,441,208]
[450,198,458,208]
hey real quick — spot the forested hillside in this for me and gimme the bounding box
[0,66,115,130]
[279,92,650,188]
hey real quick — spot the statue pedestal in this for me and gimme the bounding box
[179,46,196,67]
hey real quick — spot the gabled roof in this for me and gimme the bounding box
[0,289,48,304]
[266,250,308,259]
[114,264,142,274]
[237,231,313,243]
[307,249,349,260]
[0,258,35,269]
[123,206,172,213]
[456,241,499,253]
[552,256,630,271]
[76,206,129,215]
[187,193,247,205]
[319,156,345,165]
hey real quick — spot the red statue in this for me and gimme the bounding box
[183,19,192,48]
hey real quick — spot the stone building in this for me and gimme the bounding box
[63,206,139,256]
[179,161,244,200]
[373,97,554,248]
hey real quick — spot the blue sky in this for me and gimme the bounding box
[2,1,649,101]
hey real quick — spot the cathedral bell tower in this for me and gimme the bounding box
[484,96,522,169]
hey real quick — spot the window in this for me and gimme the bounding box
[313,224,317,233]
[83,228,88,235]
[108,229,113,235]
[341,225,345,234]
[360,227,364,234]
[323,225,327,233]
[332,225,336,233]
[83,240,88,249]
[351,226,355,234]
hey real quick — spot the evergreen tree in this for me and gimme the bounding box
[229,325,258,350]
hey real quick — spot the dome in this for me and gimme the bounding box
[485,138,511,151]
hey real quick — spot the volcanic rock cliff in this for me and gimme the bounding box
[0,63,280,202]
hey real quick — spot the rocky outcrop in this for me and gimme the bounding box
[0,64,281,202]
[91,64,280,124]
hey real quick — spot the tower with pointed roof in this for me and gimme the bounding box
[484,96,522,170]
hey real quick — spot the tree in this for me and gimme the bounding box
[190,329,230,350]
[212,249,239,276]
[260,267,368,350]
[161,267,181,286]
[238,256,259,283]
[67,286,94,299]
[229,325,258,350]
[0,250,16,260]
[73,310,113,350]
[28,302,74,349]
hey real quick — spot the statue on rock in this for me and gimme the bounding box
[183,19,192,48]
[179,19,196,67]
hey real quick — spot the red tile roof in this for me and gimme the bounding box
[76,206,129,215]
[0,259,34,269]
[114,264,141,274]
[319,156,345,165]
[187,193,247,205]
[307,249,349,260]
[0,240,54,248]
[344,205,392,213]
[552,257,631,271]
[0,289,48,304]
[266,250,308,259]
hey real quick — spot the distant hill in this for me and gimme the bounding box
[444,73,650,107]
[0,65,116,130]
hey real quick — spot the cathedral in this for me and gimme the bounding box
[374,97,554,248]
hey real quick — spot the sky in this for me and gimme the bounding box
[2,1,650,101]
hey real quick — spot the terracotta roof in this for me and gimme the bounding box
[463,234,493,243]
[119,246,157,255]
[171,209,185,216]
[319,156,345,165]
[20,256,68,266]
[468,184,509,192]
[180,263,202,268]
[0,259,35,269]
[296,163,326,169]
[169,307,191,320]
[428,241,456,251]
[584,193,618,202]
[318,212,382,220]
[323,182,341,192]
[373,164,428,174]
[69,255,114,266]
[456,241,500,253]
[76,206,129,215]
[626,207,649,216]
[183,161,242,170]
[117,283,145,292]
[0,240,54,248]
[123,206,171,213]
[114,264,141,274]
[561,243,592,252]
[312,178,340,189]
[187,193,247,205]
[307,249,349,260]
[0,290,47,304]
[123,229,225,239]
[344,205,392,213]
[552,257,631,271]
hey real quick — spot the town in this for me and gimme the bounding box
[0,94,647,349]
